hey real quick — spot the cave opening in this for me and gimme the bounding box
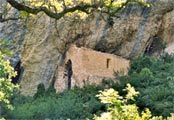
[144,36,166,55]
[11,61,22,84]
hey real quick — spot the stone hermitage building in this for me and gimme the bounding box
[54,45,130,92]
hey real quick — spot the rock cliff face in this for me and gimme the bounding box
[0,0,174,95]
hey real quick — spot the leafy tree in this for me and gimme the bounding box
[94,83,152,120]
[0,50,18,110]
[0,0,150,22]
[94,83,174,120]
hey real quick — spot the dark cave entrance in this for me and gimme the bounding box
[11,61,23,84]
[144,37,166,55]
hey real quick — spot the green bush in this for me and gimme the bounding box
[33,83,46,99]
[95,84,174,120]
[115,54,174,117]
[0,51,18,110]
[6,84,104,119]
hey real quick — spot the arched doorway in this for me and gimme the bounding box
[64,59,73,89]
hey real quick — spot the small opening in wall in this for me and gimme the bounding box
[106,58,111,69]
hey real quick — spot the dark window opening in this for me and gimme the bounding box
[106,58,111,69]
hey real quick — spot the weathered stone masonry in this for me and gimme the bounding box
[54,45,130,92]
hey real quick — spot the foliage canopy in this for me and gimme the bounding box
[0,50,18,110]
[116,54,174,117]
[5,84,104,119]
[95,83,174,120]
[0,0,150,22]
[94,83,152,120]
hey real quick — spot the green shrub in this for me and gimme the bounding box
[129,56,157,74]
[94,84,152,120]
[116,54,174,117]
[33,83,46,99]
[6,84,104,119]
[95,84,174,120]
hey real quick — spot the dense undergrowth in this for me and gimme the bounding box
[4,84,105,119]
[2,53,174,119]
[114,53,174,117]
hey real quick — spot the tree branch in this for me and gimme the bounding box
[4,0,146,21]
[6,0,100,20]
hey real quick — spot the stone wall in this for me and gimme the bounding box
[54,45,129,92]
